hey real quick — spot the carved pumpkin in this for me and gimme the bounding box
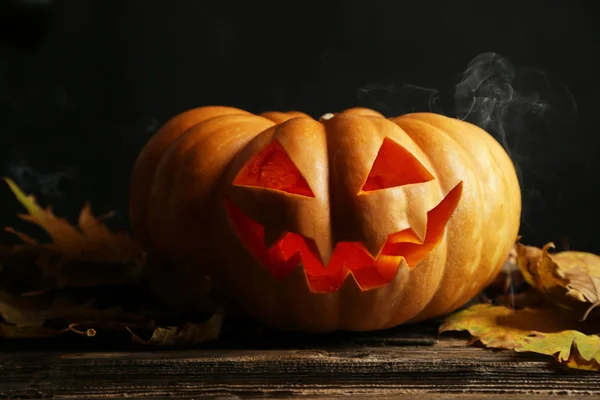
[129,106,521,332]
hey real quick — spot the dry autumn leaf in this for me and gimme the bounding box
[3,177,143,264]
[483,244,531,303]
[127,308,224,348]
[0,178,224,343]
[0,290,94,328]
[560,340,600,371]
[2,178,145,288]
[0,289,155,338]
[516,241,600,321]
[439,303,600,372]
[0,322,67,338]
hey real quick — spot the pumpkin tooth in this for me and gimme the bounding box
[294,264,313,292]
[312,236,333,267]
[362,232,390,261]
[340,270,364,293]
[263,227,286,249]
[407,212,428,244]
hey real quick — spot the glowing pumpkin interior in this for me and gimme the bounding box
[227,138,463,292]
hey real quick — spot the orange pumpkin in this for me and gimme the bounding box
[129,106,521,332]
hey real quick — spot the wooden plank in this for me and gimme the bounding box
[0,333,598,399]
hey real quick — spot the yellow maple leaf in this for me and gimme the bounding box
[516,241,600,320]
[439,303,600,372]
[559,341,600,371]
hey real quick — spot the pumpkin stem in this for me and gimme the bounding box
[319,113,335,121]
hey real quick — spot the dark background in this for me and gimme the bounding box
[0,0,598,252]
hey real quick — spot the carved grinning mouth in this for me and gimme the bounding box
[224,182,462,293]
[224,137,463,293]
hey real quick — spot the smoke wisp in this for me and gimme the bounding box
[357,51,578,226]
[8,157,77,199]
[357,81,445,116]
[358,52,577,171]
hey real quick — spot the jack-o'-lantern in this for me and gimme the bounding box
[129,106,521,333]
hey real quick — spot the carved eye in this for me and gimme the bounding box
[361,137,435,192]
[234,140,315,197]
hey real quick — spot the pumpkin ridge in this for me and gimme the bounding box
[397,115,481,184]
[392,115,485,319]
[145,112,276,259]
[404,114,514,305]
[443,118,518,308]
[130,106,253,248]
[395,113,518,319]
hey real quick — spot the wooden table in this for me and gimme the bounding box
[1,320,598,399]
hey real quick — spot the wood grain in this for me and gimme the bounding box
[0,321,598,399]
